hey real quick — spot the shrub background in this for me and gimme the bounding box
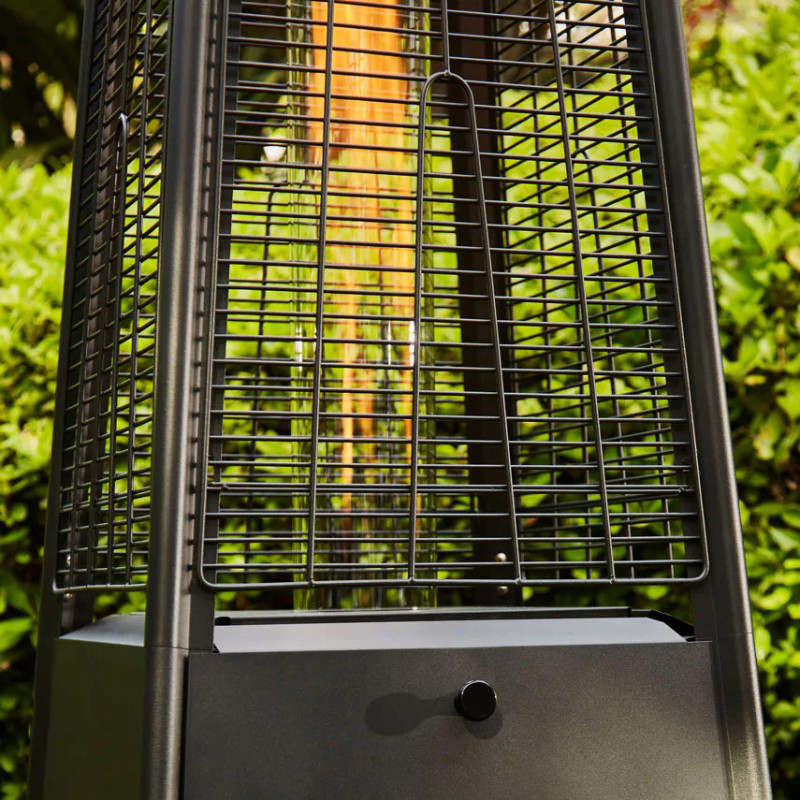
[2,2,800,797]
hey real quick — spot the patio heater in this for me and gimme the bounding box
[29,1,771,798]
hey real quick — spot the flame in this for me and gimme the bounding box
[308,0,416,531]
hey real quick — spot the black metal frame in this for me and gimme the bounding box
[643,2,770,795]
[27,2,100,796]
[29,2,771,799]
[192,0,709,592]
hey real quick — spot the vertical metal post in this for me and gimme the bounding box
[27,3,98,797]
[447,0,521,603]
[643,2,772,797]
[194,0,235,623]
[140,0,214,796]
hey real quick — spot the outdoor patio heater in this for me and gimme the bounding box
[29,1,771,798]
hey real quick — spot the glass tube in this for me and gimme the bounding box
[288,0,432,608]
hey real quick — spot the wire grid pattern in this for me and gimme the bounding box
[199,0,708,590]
[55,0,168,591]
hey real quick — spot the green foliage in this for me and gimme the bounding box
[691,2,800,794]
[0,164,69,798]
[2,3,800,797]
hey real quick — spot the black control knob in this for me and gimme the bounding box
[455,680,497,722]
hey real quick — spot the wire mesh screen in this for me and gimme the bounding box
[198,0,707,592]
[54,0,168,591]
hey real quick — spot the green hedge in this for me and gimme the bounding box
[0,164,68,799]
[2,4,800,796]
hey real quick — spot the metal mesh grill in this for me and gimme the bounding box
[198,0,707,591]
[55,0,168,591]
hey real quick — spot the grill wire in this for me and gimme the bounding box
[54,0,709,596]
[55,0,167,591]
[198,0,708,594]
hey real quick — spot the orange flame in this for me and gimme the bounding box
[308,0,416,529]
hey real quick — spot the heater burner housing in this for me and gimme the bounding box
[30,1,771,799]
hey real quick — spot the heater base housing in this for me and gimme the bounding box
[42,611,730,800]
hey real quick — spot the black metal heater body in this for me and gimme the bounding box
[29,1,771,798]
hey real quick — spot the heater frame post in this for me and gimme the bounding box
[26,3,99,798]
[643,1,772,797]
[446,0,523,603]
[139,0,216,798]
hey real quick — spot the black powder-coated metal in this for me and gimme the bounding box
[28,2,771,799]
[140,0,214,797]
[38,612,730,800]
[27,2,101,795]
[51,0,169,594]
[454,679,498,721]
[41,621,145,800]
[38,0,715,599]
[194,0,708,593]
[184,618,727,800]
[642,1,771,795]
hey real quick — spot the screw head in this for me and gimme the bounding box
[455,680,497,722]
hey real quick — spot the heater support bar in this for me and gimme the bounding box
[141,0,214,798]
[446,0,522,602]
[410,67,521,584]
[643,1,772,797]
[27,3,99,797]
[306,0,338,581]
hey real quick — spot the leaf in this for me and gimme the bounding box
[756,586,793,611]
[785,246,800,272]
[0,573,34,617]
[768,526,800,552]
[781,508,800,530]
[754,626,771,663]
[778,378,800,420]
[752,502,787,518]
[0,618,32,653]
[753,411,783,461]
[718,172,749,197]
